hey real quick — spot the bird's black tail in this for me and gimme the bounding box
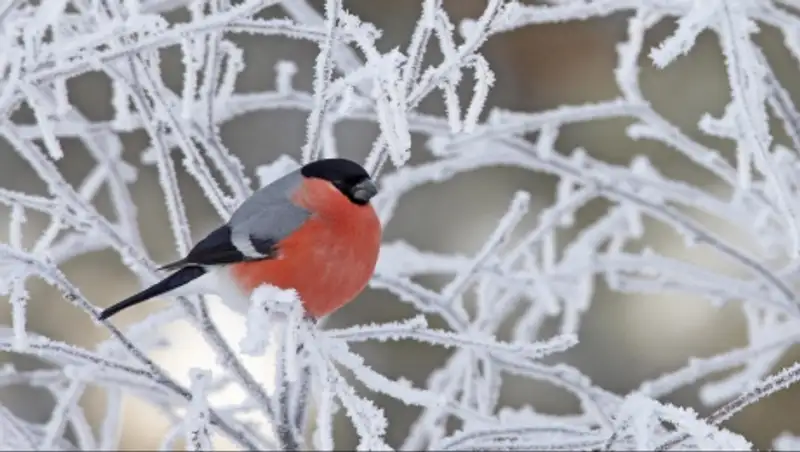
[98,266,207,320]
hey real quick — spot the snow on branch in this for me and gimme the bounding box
[2,0,800,450]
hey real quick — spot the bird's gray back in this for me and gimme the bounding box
[229,169,311,245]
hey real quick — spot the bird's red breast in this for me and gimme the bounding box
[229,177,382,318]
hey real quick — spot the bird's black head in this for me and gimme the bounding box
[300,158,378,205]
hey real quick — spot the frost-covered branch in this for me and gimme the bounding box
[4,0,800,450]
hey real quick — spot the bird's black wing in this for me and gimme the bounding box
[161,170,311,271]
[159,224,278,270]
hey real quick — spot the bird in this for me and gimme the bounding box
[98,157,382,321]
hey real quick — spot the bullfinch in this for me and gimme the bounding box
[98,158,382,321]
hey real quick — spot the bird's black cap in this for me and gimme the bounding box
[300,158,376,205]
[300,158,370,183]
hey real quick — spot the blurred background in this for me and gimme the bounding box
[2,0,800,449]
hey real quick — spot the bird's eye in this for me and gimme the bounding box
[330,179,349,193]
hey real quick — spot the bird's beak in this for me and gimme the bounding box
[351,179,378,203]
